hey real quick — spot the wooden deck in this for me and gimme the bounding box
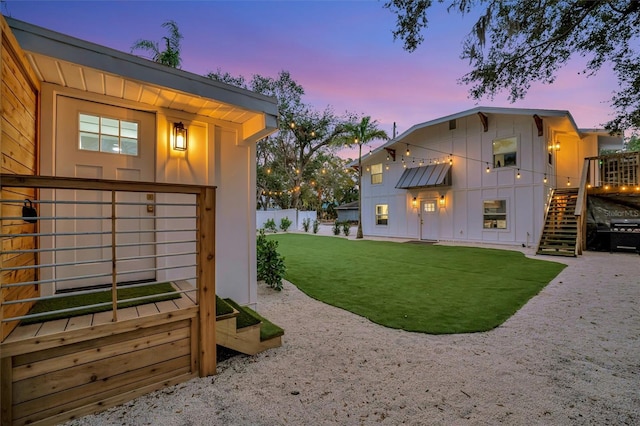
[3,281,197,344]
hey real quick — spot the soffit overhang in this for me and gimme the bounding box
[6,17,278,137]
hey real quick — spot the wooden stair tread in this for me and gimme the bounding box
[537,188,580,257]
[216,298,283,356]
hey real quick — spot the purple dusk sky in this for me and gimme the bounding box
[4,1,619,158]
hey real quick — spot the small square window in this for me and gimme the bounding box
[483,200,507,229]
[375,204,388,225]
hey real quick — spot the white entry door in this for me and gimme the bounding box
[420,199,439,241]
[54,96,156,290]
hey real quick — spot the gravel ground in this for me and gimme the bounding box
[65,244,640,426]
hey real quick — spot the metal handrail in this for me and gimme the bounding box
[1,173,214,326]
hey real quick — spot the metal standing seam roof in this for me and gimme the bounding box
[395,163,451,189]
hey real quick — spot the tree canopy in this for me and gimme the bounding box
[208,69,360,212]
[384,0,640,132]
[131,20,183,68]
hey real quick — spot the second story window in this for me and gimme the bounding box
[371,163,383,184]
[492,136,517,168]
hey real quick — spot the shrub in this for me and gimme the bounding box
[264,218,277,233]
[312,219,320,234]
[332,220,341,236]
[256,229,286,291]
[280,216,292,232]
[342,222,351,236]
[302,217,311,232]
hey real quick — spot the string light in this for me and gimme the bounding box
[566,177,571,186]
[405,144,410,157]
[516,169,521,179]
[543,174,547,183]
[449,155,453,165]
[486,163,491,173]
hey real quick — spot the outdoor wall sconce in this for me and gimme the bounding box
[412,197,418,209]
[173,122,188,151]
[439,195,446,207]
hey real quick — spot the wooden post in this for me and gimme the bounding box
[111,190,118,322]
[1,357,12,425]
[198,187,216,376]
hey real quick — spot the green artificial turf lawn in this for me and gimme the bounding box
[271,234,567,334]
[23,282,179,324]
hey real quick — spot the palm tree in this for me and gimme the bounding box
[131,20,183,68]
[341,116,389,239]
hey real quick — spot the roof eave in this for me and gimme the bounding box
[5,16,278,118]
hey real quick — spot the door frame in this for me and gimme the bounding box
[420,198,439,241]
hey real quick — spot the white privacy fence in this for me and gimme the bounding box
[256,209,317,231]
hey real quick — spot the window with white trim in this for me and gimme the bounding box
[375,204,388,225]
[371,163,383,184]
[483,200,507,229]
[492,136,517,168]
[79,113,139,155]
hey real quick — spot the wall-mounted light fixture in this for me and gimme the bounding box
[412,196,418,209]
[173,122,188,151]
[439,195,446,207]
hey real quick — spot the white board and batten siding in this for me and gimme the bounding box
[360,109,598,247]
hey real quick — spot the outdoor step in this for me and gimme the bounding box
[216,298,284,356]
[541,234,577,238]
[539,240,576,246]
[536,250,576,257]
[539,240,576,245]
[541,234,576,238]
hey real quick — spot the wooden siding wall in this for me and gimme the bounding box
[0,15,41,340]
[1,309,199,426]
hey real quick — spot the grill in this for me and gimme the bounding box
[607,218,640,253]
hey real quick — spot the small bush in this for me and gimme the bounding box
[312,219,320,234]
[256,229,286,291]
[332,220,341,236]
[302,217,311,232]
[264,218,277,233]
[280,216,292,232]
[342,222,351,236]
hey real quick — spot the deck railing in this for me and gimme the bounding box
[584,152,640,190]
[0,174,216,374]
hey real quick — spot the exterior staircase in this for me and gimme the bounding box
[536,188,579,257]
[216,298,283,355]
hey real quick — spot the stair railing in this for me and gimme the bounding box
[535,187,555,254]
[574,159,590,255]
